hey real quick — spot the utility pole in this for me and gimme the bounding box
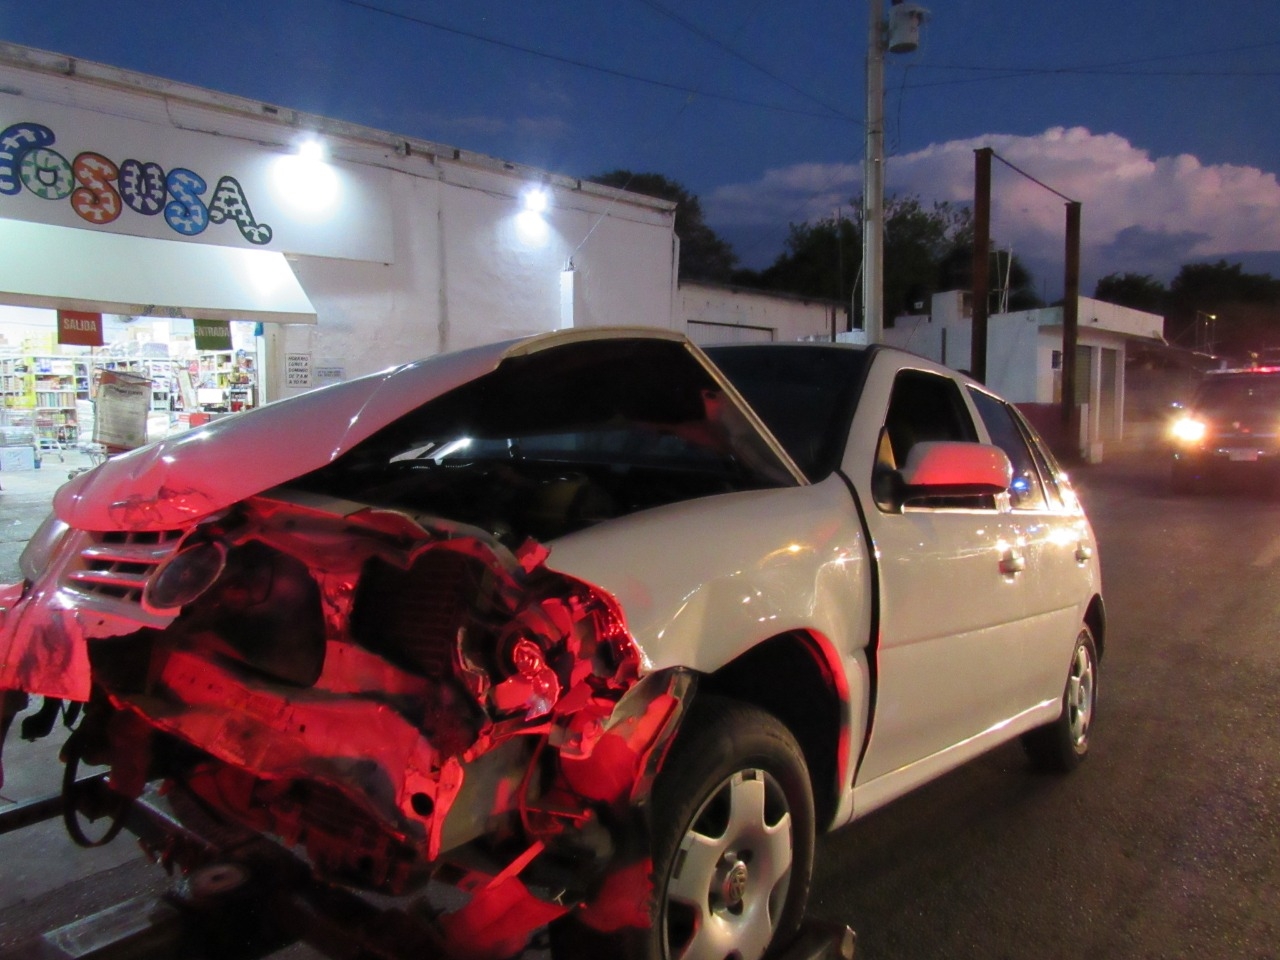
[862,1,926,344]
[971,147,992,382]
[1062,201,1081,438]
[862,0,886,344]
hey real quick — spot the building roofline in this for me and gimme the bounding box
[680,278,845,308]
[0,41,675,215]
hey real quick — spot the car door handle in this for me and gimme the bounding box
[1000,548,1026,575]
[1075,543,1094,563]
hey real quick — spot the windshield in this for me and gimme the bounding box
[705,343,869,481]
[290,337,799,543]
[1194,374,1280,414]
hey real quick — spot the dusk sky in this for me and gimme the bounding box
[3,0,1279,297]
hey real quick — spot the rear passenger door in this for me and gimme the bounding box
[966,387,1095,710]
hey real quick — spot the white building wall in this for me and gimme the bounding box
[884,290,1163,458]
[985,314,1043,402]
[0,42,678,403]
[882,314,948,365]
[678,282,841,345]
[261,161,679,398]
[274,171,679,389]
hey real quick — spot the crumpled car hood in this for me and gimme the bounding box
[55,328,794,533]
[54,340,514,531]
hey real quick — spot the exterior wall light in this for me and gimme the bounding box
[521,185,550,214]
[272,137,339,219]
[297,137,326,163]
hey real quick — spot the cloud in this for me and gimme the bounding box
[706,128,1280,291]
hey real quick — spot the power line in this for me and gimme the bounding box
[335,0,857,123]
[903,39,1280,88]
[909,65,1280,86]
[926,38,1280,75]
[629,0,856,121]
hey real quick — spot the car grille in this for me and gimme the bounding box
[65,529,185,607]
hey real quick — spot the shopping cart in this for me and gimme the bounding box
[68,441,110,479]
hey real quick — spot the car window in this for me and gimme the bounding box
[704,345,868,481]
[967,388,1047,510]
[883,368,978,460]
[880,369,987,510]
[1017,414,1066,509]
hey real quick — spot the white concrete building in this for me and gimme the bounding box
[884,290,1165,458]
[677,281,853,345]
[0,42,678,407]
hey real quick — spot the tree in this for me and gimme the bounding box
[736,195,1036,325]
[884,197,969,321]
[1093,273,1167,314]
[741,214,860,308]
[588,171,738,282]
[934,240,1041,314]
[1165,261,1280,357]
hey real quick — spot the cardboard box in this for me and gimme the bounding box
[0,446,35,471]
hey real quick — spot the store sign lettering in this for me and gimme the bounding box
[194,319,232,351]
[0,121,273,245]
[58,310,104,346]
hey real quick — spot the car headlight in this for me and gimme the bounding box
[18,512,71,581]
[1170,416,1207,444]
[142,539,229,615]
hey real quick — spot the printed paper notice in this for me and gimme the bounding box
[314,363,345,387]
[93,370,152,450]
[286,353,312,389]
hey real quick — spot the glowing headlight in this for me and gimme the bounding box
[18,513,71,581]
[1170,417,1207,444]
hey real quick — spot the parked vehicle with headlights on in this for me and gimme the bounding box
[1170,365,1280,492]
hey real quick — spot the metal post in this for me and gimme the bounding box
[862,0,885,343]
[971,148,992,382]
[1062,201,1082,442]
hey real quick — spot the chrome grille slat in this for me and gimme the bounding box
[67,568,157,592]
[64,528,185,607]
[80,542,181,564]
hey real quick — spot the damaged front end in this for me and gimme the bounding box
[0,489,689,957]
[0,330,807,957]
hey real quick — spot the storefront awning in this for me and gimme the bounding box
[0,219,317,324]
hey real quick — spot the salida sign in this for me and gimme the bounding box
[0,121,273,245]
[57,310,103,346]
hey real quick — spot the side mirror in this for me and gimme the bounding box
[898,441,1012,500]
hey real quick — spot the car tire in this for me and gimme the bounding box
[1021,627,1098,773]
[552,696,815,960]
[1170,461,1196,494]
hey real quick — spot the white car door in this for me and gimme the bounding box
[966,387,1097,710]
[850,363,1030,786]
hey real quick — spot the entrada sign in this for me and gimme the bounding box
[0,121,273,245]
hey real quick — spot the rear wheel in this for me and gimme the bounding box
[1022,627,1098,772]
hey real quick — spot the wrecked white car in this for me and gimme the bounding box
[0,328,1103,960]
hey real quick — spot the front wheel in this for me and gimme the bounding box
[1170,460,1197,494]
[1022,627,1098,772]
[555,696,815,960]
